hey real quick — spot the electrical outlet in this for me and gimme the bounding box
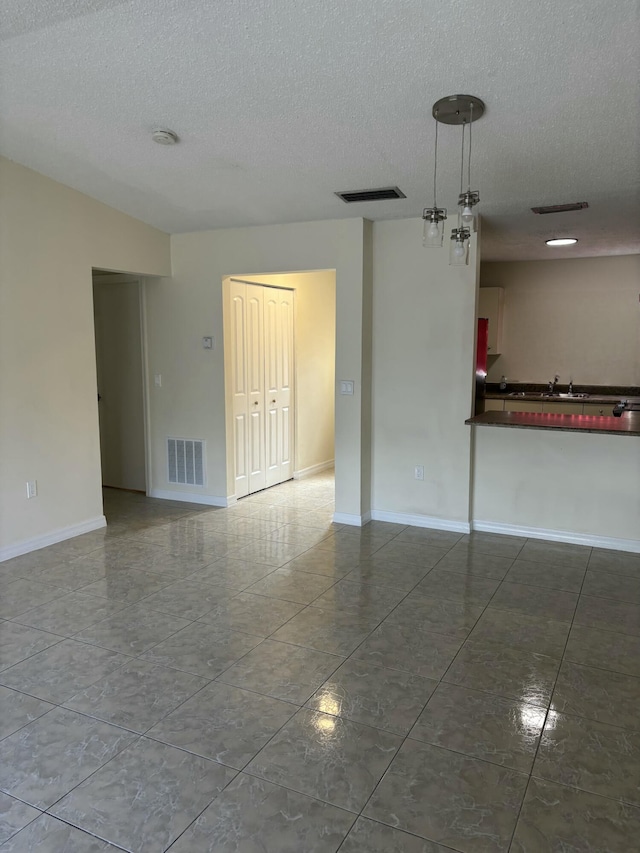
[26,480,37,499]
[154,374,162,388]
[414,466,424,481]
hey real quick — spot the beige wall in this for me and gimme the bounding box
[371,219,479,526]
[481,255,640,385]
[0,157,170,556]
[145,219,369,517]
[235,272,336,476]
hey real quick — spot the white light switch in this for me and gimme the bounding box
[339,380,354,395]
[154,374,162,388]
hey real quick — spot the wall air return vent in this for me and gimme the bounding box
[531,202,588,214]
[167,438,205,486]
[335,186,406,203]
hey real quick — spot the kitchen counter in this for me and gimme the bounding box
[466,410,640,436]
[485,393,640,405]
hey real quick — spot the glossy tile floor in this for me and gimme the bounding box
[1,473,640,851]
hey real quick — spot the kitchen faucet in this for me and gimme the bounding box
[547,374,559,395]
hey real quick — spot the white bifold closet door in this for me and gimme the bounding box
[230,280,294,498]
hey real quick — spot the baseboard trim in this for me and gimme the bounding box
[148,489,229,507]
[293,460,335,480]
[0,516,107,563]
[371,510,471,534]
[472,520,640,554]
[333,510,372,527]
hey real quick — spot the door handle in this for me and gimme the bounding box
[271,399,276,404]
[253,401,259,405]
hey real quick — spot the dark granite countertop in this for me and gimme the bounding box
[485,393,640,405]
[466,410,640,436]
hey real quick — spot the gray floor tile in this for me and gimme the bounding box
[270,606,379,655]
[306,659,437,735]
[454,532,526,559]
[588,548,640,577]
[77,568,175,604]
[371,541,448,568]
[432,549,514,580]
[0,813,119,851]
[551,660,640,730]
[73,604,191,655]
[147,681,296,767]
[443,641,561,707]
[574,594,640,637]
[140,621,261,678]
[342,558,433,590]
[245,567,336,604]
[340,817,450,852]
[135,579,237,619]
[218,639,343,704]
[350,622,463,679]
[533,710,640,806]
[385,594,484,639]
[490,581,578,621]
[64,659,208,733]
[414,567,500,606]
[468,608,570,657]
[394,528,463,549]
[511,776,640,853]
[185,557,275,589]
[0,686,54,741]
[504,559,586,593]
[0,579,66,619]
[0,621,61,671]
[231,540,309,567]
[564,624,640,677]
[314,536,381,560]
[364,739,528,852]
[283,550,359,578]
[410,683,545,772]
[171,772,355,852]
[311,579,407,620]
[581,569,640,605]
[0,791,40,845]
[265,524,333,548]
[197,591,304,636]
[14,592,126,636]
[0,639,130,703]
[50,737,236,853]
[518,540,591,569]
[82,541,216,575]
[0,707,136,809]
[34,560,113,592]
[246,708,401,812]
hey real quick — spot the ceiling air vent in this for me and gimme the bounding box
[531,202,588,214]
[335,186,406,203]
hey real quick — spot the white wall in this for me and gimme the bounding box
[482,255,640,385]
[371,219,479,528]
[145,219,369,517]
[0,157,170,557]
[235,272,336,475]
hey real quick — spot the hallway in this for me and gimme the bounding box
[0,473,639,850]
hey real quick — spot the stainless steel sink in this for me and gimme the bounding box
[556,393,589,399]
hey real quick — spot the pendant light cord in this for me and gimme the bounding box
[433,110,439,208]
[468,101,473,191]
[460,120,466,195]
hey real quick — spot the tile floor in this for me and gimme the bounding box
[1,472,640,850]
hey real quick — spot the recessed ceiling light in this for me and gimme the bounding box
[545,237,578,246]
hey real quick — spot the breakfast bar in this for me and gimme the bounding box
[466,410,640,552]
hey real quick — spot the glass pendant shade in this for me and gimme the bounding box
[458,191,479,232]
[449,227,470,265]
[422,208,447,247]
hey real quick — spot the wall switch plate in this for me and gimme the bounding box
[26,480,37,499]
[339,380,354,395]
[414,466,424,481]
[202,336,214,349]
[154,374,162,387]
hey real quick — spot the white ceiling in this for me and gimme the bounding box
[1,0,639,261]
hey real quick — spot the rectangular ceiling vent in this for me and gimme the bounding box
[531,202,589,215]
[335,186,406,203]
[168,438,205,486]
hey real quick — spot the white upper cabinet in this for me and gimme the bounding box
[478,287,504,355]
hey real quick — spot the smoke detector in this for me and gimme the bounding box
[152,129,179,145]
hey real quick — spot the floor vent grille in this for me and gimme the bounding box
[168,438,205,486]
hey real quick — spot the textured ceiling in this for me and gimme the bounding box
[1,0,639,260]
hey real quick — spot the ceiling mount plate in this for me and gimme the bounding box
[433,95,485,125]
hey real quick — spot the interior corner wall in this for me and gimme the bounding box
[371,218,479,527]
[481,255,640,385]
[0,157,170,556]
[145,219,368,517]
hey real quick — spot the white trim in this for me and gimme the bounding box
[293,460,334,480]
[0,516,107,563]
[148,488,229,507]
[371,510,471,534]
[333,510,372,527]
[473,520,640,554]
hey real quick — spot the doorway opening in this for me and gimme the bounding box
[222,271,336,503]
[92,271,149,495]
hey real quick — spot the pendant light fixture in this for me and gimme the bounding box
[423,95,485,264]
[422,108,447,247]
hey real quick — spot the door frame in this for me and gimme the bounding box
[91,272,152,495]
